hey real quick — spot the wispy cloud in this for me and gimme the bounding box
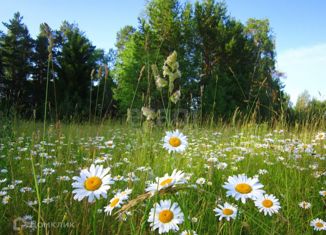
[277,43,326,104]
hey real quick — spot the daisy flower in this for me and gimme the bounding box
[72,164,114,203]
[195,177,206,185]
[104,194,123,215]
[104,188,132,215]
[213,202,238,221]
[254,194,281,216]
[105,140,115,149]
[163,130,188,153]
[299,201,311,209]
[315,132,326,141]
[319,190,326,197]
[94,156,109,164]
[223,174,265,203]
[146,169,186,194]
[310,218,326,231]
[148,199,184,234]
[2,195,10,204]
[180,230,198,235]
[117,188,132,200]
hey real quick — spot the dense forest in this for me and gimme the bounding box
[0,0,325,124]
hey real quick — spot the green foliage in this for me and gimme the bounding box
[30,34,49,119]
[55,23,98,119]
[293,90,326,126]
[0,12,34,115]
[0,4,322,125]
[113,0,287,123]
[0,14,115,121]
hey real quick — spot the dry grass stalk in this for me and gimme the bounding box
[114,186,189,217]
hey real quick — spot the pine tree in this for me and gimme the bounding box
[0,12,34,115]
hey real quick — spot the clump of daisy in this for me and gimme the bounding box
[146,169,186,194]
[213,202,238,221]
[223,174,265,203]
[299,201,311,209]
[254,194,281,216]
[163,130,188,153]
[72,164,114,203]
[310,218,326,231]
[148,199,184,234]
[104,188,132,215]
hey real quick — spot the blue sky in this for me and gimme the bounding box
[1,0,325,104]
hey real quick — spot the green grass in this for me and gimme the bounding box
[0,120,325,234]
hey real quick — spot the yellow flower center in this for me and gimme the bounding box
[159,209,174,223]
[316,222,323,228]
[235,183,252,194]
[110,198,120,208]
[84,176,102,191]
[222,208,234,215]
[262,199,273,208]
[160,178,173,187]
[169,137,181,147]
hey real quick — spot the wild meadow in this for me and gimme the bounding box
[1,1,326,234]
[0,119,325,234]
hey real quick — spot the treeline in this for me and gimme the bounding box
[0,0,324,124]
[0,13,115,122]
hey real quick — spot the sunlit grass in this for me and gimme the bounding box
[0,120,325,234]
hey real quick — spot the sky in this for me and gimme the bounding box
[1,0,325,104]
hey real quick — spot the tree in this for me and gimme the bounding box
[0,30,5,99]
[113,0,286,123]
[30,30,50,118]
[244,18,285,121]
[54,22,109,120]
[0,12,34,115]
[295,90,311,111]
[114,0,192,115]
[115,26,136,52]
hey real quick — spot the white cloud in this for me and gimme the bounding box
[277,43,326,104]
